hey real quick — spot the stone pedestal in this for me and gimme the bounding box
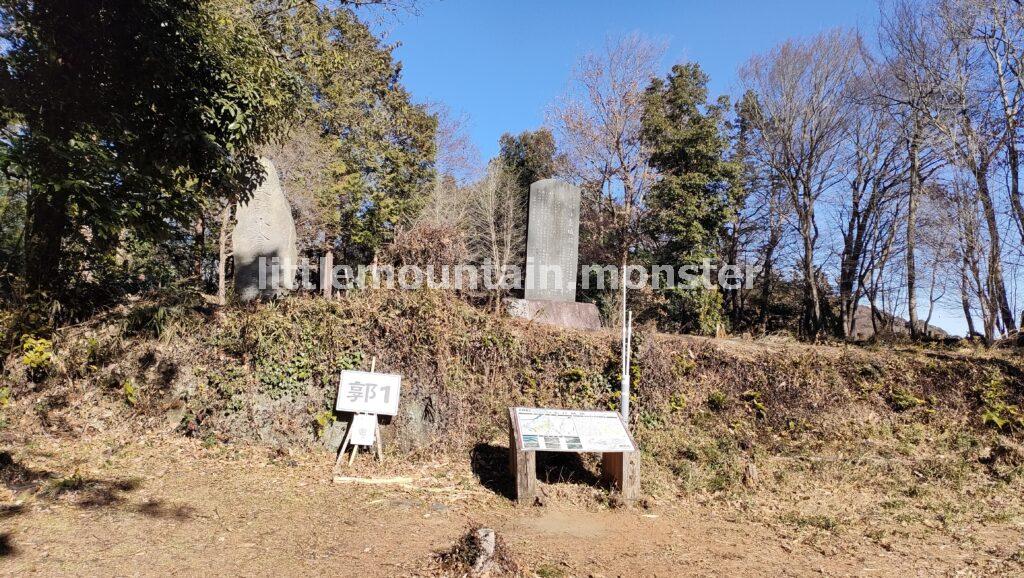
[506,298,601,331]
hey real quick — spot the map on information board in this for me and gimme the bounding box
[512,407,635,452]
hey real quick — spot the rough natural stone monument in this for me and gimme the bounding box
[510,178,601,330]
[524,178,581,302]
[232,157,298,301]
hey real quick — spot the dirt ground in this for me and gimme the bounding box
[1,434,1022,577]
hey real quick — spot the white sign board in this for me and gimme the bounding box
[348,413,377,446]
[512,407,635,453]
[336,370,402,416]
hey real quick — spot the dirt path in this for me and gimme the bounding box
[1,435,1020,577]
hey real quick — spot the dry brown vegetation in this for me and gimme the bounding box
[2,289,1024,575]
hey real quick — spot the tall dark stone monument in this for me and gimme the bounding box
[509,179,601,330]
[524,179,582,302]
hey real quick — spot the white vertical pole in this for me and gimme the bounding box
[620,265,627,371]
[620,264,628,420]
[618,311,626,424]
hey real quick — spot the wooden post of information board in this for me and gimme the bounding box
[508,407,639,504]
[601,451,640,501]
[507,408,537,502]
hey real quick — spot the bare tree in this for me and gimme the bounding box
[429,103,482,187]
[264,122,336,296]
[862,200,906,336]
[547,34,664,323]
[730,94,795,331]
[877,0,949,338]
[969,0,1024,242]
[945,173,995,339]
[833,58,912,339]
[918,183,959,334]
[419,105,482,230]
[466,161,526,303]
[928,0,1018,335]
[740,30,861,336]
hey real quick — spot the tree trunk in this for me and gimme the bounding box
[868,294,880,337]
[24,186,69,296]
[322,249,334,299]
[799,212,821,337]
[959,265,977,339]
[726,217,743,325]
[757,258,773,332]
[193,214,205,283]
[906,130,921,339]
[1008,139,1024,242]
[974,167,1017,333]
[838,216,863,340]
[757,224,782,333]
[217,204,232,306]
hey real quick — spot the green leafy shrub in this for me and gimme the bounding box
[21,335,54,380]
[122,379,138,406]
[666,286,725,336]
[256,353,314,400]
[977,373,1023,431]
[673,354,696,378]
[707,390,728,412]
[888,386,924,412]
[741,389,767,420]
[313,410,336,439]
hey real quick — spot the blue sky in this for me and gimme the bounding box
[378,0,987,336]
[384,0,880,160]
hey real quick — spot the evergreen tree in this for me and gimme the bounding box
[258,2,436,264]
[497,128,559,193]
[642,62,735,264]
[0,0,298,299]
[641,62,737,333]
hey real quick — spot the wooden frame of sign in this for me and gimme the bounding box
[332,359,401,469]
[507,407,640,503]
[335,413,383,468]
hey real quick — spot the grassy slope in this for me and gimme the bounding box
[3,289,1024,542]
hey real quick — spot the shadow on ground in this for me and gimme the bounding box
[0,533,15,558]
[2,448,193,520]
[471,443,514,499]
[41,473,143,508]
[134,499,196,520]
[471,443,602,500]
[0,450,55,495]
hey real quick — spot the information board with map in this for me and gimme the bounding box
[511,407,635,452]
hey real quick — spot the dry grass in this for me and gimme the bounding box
[1,288,1023,569]
[0,432,1022,576]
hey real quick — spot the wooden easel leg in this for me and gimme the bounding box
[511,449,536,502]
[334,424,353,469]
[349,444,358,466]
[507,419,515,478]
[374,423,383,462]
[601,452,621,488]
